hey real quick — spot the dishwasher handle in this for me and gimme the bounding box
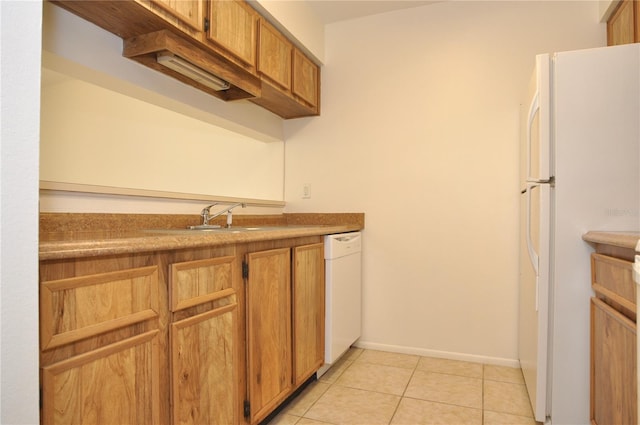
[325,232,362,259]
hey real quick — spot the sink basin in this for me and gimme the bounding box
[143,226,288,235]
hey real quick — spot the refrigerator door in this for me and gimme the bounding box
[519,183,551,423]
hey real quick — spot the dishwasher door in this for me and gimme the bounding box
[324,232,362,366]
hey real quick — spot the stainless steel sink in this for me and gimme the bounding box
[144,226,287,235]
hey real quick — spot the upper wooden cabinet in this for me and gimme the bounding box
[293,49,320,110]
[206,0,258,72]
[607,0,640,45]
[50,0,321,119]
[257,19,293,91]
[148,0,205,32]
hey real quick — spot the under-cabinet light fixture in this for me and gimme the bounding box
[157,53,231,91]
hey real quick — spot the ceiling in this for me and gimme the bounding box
[304,0,439,24]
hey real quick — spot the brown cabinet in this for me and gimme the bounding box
[590,252,637,425]
[206,0,258,72]
[292,49,320,110]
[245,248,293,424]
[257,19,293,91]
[148,0,205,32]
[607,0,640,45]
[40,237,326,425]
[52,0,320,118]
[169,255,239,425]
[243,239,325,424]
[39,255,168,425]
[292,243,325,385]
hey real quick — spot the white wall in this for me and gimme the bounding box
[40,71,285,203]
[0,1,41,423]
[284,1,605,364]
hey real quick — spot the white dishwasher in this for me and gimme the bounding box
[319,231,362,376]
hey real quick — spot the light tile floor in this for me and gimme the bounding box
[267,348,537,425]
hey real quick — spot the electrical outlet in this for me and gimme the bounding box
[302,183,311,199]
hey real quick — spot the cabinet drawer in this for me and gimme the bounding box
[40,266,160,350]
[591,253,636,313]
[169,256,235,312]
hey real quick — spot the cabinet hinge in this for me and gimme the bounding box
[204,17,210,32]
[242,261,249,280]
[243,400,251,418]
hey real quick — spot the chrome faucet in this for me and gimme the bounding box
[200,202,246,227]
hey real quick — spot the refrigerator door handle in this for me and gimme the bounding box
[525,183,540,311]
[526,92,540,181]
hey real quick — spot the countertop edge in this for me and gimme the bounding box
[582,231,640,251]
[40,224,361,261]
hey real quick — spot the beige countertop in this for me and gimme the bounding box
[582,231,640,251]
[39,212,364,260]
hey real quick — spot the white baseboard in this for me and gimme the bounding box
[352,340,520,368]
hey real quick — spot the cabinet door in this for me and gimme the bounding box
[292,49,319,108]
[169,256,239,425]
[257,19,292,91]
[149,0,205,31]
[607,0,637,45]
[246,248,292,423]
[591,297,637,425]
[207,0,258,70]
[171,302,238,425]
[42,330,161,425]
[292,243,325,385]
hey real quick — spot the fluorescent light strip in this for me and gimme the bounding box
[157,53,231,91]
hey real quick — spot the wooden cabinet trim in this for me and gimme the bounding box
[40,265,160,350]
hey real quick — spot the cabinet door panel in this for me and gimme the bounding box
[246,248,292,423]
[258,20,292,91]
[171,302,238,425]
[40,266,160,350]
[170,256,235,312]
[149,0,204,31]
[208,0,258,69]
[591,297,637,425]
[292,243,325,385]
[42,330,161,425]
[292,49,319,108]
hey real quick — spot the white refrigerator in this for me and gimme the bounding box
[519,43,640,424]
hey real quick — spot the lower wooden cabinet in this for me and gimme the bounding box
[40,237,326,425]
[169,255,239,425]
[39,256,168,425]
[244,240,325,424]
[42,330,162,424]
[292,243,325,385]
[590,251,638,425]
[245,248,293,423]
